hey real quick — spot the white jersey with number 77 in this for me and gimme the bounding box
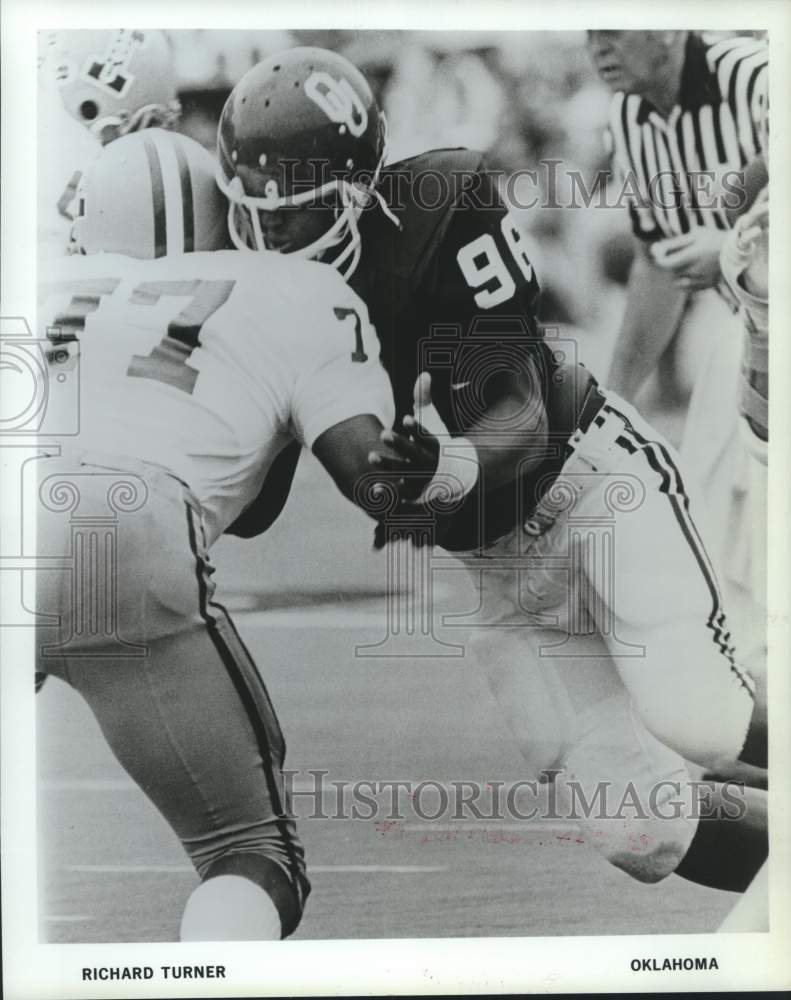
[38,249,394,544]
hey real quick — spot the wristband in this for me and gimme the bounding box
[411,396,479,508]
[417,435,479,509]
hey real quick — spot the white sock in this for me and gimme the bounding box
[180,875,282,941]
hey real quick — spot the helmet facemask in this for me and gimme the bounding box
[89,98,182,145]
[216,151,384,280]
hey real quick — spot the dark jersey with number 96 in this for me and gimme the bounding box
[352,148,550,433]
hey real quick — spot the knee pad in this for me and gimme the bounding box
[590,820,694,884]
[560,779,697,884]
[559,699,698,884]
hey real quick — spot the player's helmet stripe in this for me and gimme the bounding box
[150,128,185,257]
[173,138,195,253]
[142,132,167,258]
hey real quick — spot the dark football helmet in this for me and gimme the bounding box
[216,46,388,277]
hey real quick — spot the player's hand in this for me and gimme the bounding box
[651,228,728,290]
[734,192,769,298]
[370,424,440,550]
[369,374,441,500]
[369,424,440,496]
[720,190,769,303]
[369,373,443,549]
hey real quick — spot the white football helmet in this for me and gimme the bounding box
[71,129,228,259]
[39,30,181,145]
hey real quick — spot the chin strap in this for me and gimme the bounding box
[366,185,402,231]
[90,100,181,144]
[330,182,402,279]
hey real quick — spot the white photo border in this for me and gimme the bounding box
[2,0,790,996]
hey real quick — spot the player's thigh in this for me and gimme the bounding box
[468,621,625,776]
[585,463,754,765]
[34,463,200,671]
[64,620,300,878]
[458,528,625,775]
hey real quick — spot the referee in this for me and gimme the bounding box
[587,29,767,629]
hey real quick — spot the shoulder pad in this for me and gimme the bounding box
[388,147,487,180]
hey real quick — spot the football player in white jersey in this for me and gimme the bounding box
[35,128,397,941]
[38,30,181,257]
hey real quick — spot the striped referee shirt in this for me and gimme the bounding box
[606,32,768,241]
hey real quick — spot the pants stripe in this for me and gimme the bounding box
[184,504,306,903]
[615,417,733,647]
[604,404,753,694]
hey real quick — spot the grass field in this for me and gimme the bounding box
[37,440,739,943]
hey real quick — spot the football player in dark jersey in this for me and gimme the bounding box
[215,46,553,541]
[216,47,767,898]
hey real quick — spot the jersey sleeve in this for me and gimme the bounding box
[289,276,395,449]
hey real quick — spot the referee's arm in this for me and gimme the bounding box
[606,237,688,401]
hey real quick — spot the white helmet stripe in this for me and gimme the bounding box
[150,128,184,256]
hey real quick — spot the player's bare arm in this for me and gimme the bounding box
[606,238,689,400]
[312,413,403,517]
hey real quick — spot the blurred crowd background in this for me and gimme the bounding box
[160,30,765,378]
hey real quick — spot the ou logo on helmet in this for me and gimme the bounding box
[83,30,147,98]
[304,72,369,138]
